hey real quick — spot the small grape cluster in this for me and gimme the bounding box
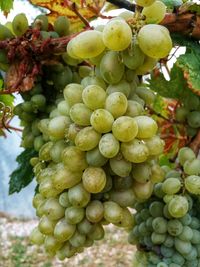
[175,94,200,138]
[130,147,200,267]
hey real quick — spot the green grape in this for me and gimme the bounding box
[115,208,134,229]
[150,164,165,183]
[105,92,128,118]
[125,100,144,117]
[102,20,132,51]
[190,217,200,229]
[38,119,50,135]
[135,87,156,105]
[44,235,62,253]
[32,193,45,209]
[56,242,76,260]
[135,56,158,75]
[165,170,181,179]
[52,165,82,191]
[48,116,71,140]
[160,245,174,257]
[57,100,70,116]
[119,10,134,20]
[174,238,192,255]
[0,24,14,40]
[50,140,67,163]
[69,231,86,247]
[177,147,195,166]
[163,235,174,247]
[38,215,56,235]
[132,162,151,183]
[157,263,168,267]
[86,146,108,167]
[70,30,105,59]
[103,201,123,224]
[30,227,45,245]
[172,252,185,265]
[184,94,200,110]
[109,188,135,207]
[75,126,101,151]
[78,65,93,78]
[162,178,182,195]
[86,200,104,223]
[149,201,164,217]
[21,101,34,112]
[152,217,168,234]
[33,14,48,31]
[110,155,132,177]
[39,141,54,161]
[62,146,88,171]
[62,52,82,66]
[44,198,65,220]
[175,106,188,123]
[54,218,76,242]
[77,218,93,235]
[134,116,158,139]
[168,196,189,218]
[135,0,156,6]
[187,111,200,128]
[81,76,106,90]
[186,126,198,137]
[90,109,114,133]
[121,139,149,163]
[179,214,192,226]
[67,123,82,142]
[106,80,131,98]
[142,1,166,24]
[63,83,83,106]
[89,223,105,240]
[82,85,106,110]
[65,207,85,224]
[99,133,120,158]
[133,180,153,200]
[151,232,166,244]
[59,192,71,208]
[12,13,28,36]
[113,176,133,191]
[112,116,138,142]
[52,66,73,90]
[68,183,91,208]
[138,24,172,59]
[34,135,45,151]
[69,103,92,126]
[184,159,200,175]
[167,220,183,236]
[82,167,106,193]
[185,175,200,195]
[54,16,70,36]
[100,51,125,84]
[122,38,146,69]
[178,226,193,241]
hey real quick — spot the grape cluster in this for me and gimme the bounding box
[28,9,171,259]
[175,94,200,137]
[130,147,200,267]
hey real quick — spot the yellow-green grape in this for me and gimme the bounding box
[81,76,107,90]
[150,164,165,183]
[59,192,71,208]
[144,135,164,155]
[132,162,151,183]
[185,175,200,195]
[0,24,14,40]
[68,183,91,208]
[43,198,65,220]
[12,13,29,36]
[86,200,104,223]
[86,147,108,167]
[38,215,56,235]
[103,201,123,224]
[132,180,153,200]
[39,142,53,161]
[135,0,156,7]
[67,39,80,59]
[82,85,106,110]
[108,189,136,207]
[70,30,105,59]
[39,179,60,198]
[54,218,76,242]
[65,207,85,224]
[67,123,82,142]
[32,193,45,209]
[137,24,172,59]
[63,83,83,106]
[142,1,166,24]
[69,103,92,126]
[102,20,132,51]
[99,133,120,158]
[50,140,67,163]
[48,116,71,140]
[69,231,86,247]
[33,14,48,31]
[78,65,93,78]
[106,80,131,98]
[100,51,125,84]
[121,139,149,163]
[105,92,128,118]
[125,100,144,117]
[89,224,105,240]
[44,235,62,253]
[57,100,70,116]
[77,218,93,235]
[134,116,158,139]
[122,39,145,70]
[54,16,70,36]
[115,208,134,229]
[112,116,138,142]
[82,167,106,193]
[62,146,88,171]
[52,164,82,191]
[30,227,45,245]
[62,52,82,66]
[135,56,158,75]
[109,154,132,177]
[75,126,101,151]
[90,109,114,133]
[135,86,156,105]
[119,10,134,20]
[168,196,189,218]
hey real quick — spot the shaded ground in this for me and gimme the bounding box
[0,214,135,267]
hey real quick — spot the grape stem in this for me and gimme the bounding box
[70,2,92,28]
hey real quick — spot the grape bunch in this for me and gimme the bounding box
[28,8,172,259]
[129,147,200,267]
[175,93,200,138]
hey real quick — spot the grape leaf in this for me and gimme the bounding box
[9,148,37,194]
[149,65,192,100]
[0,0,13,14]
[29,0,105,32]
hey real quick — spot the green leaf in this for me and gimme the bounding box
[0,94,14,107]
[9,148,37,194]
[0,0,13,13]
[149,65,191,100]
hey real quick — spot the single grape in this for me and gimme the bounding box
[106,80,131,98]
[82,167,106,193]
[184,159,200,175]
[99,133,120,158]
[185,175,200,195]
[162,178,182,195]
[69,103,92,126]
[134,116,158,139]
[105,92,128,118]
[82,85,106,110]
[75,126,101,151]
[12,13,29,36]
[168,196,189,218]
[142,1,166,24]
[90,109,114,133]
[178,147,195,166]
